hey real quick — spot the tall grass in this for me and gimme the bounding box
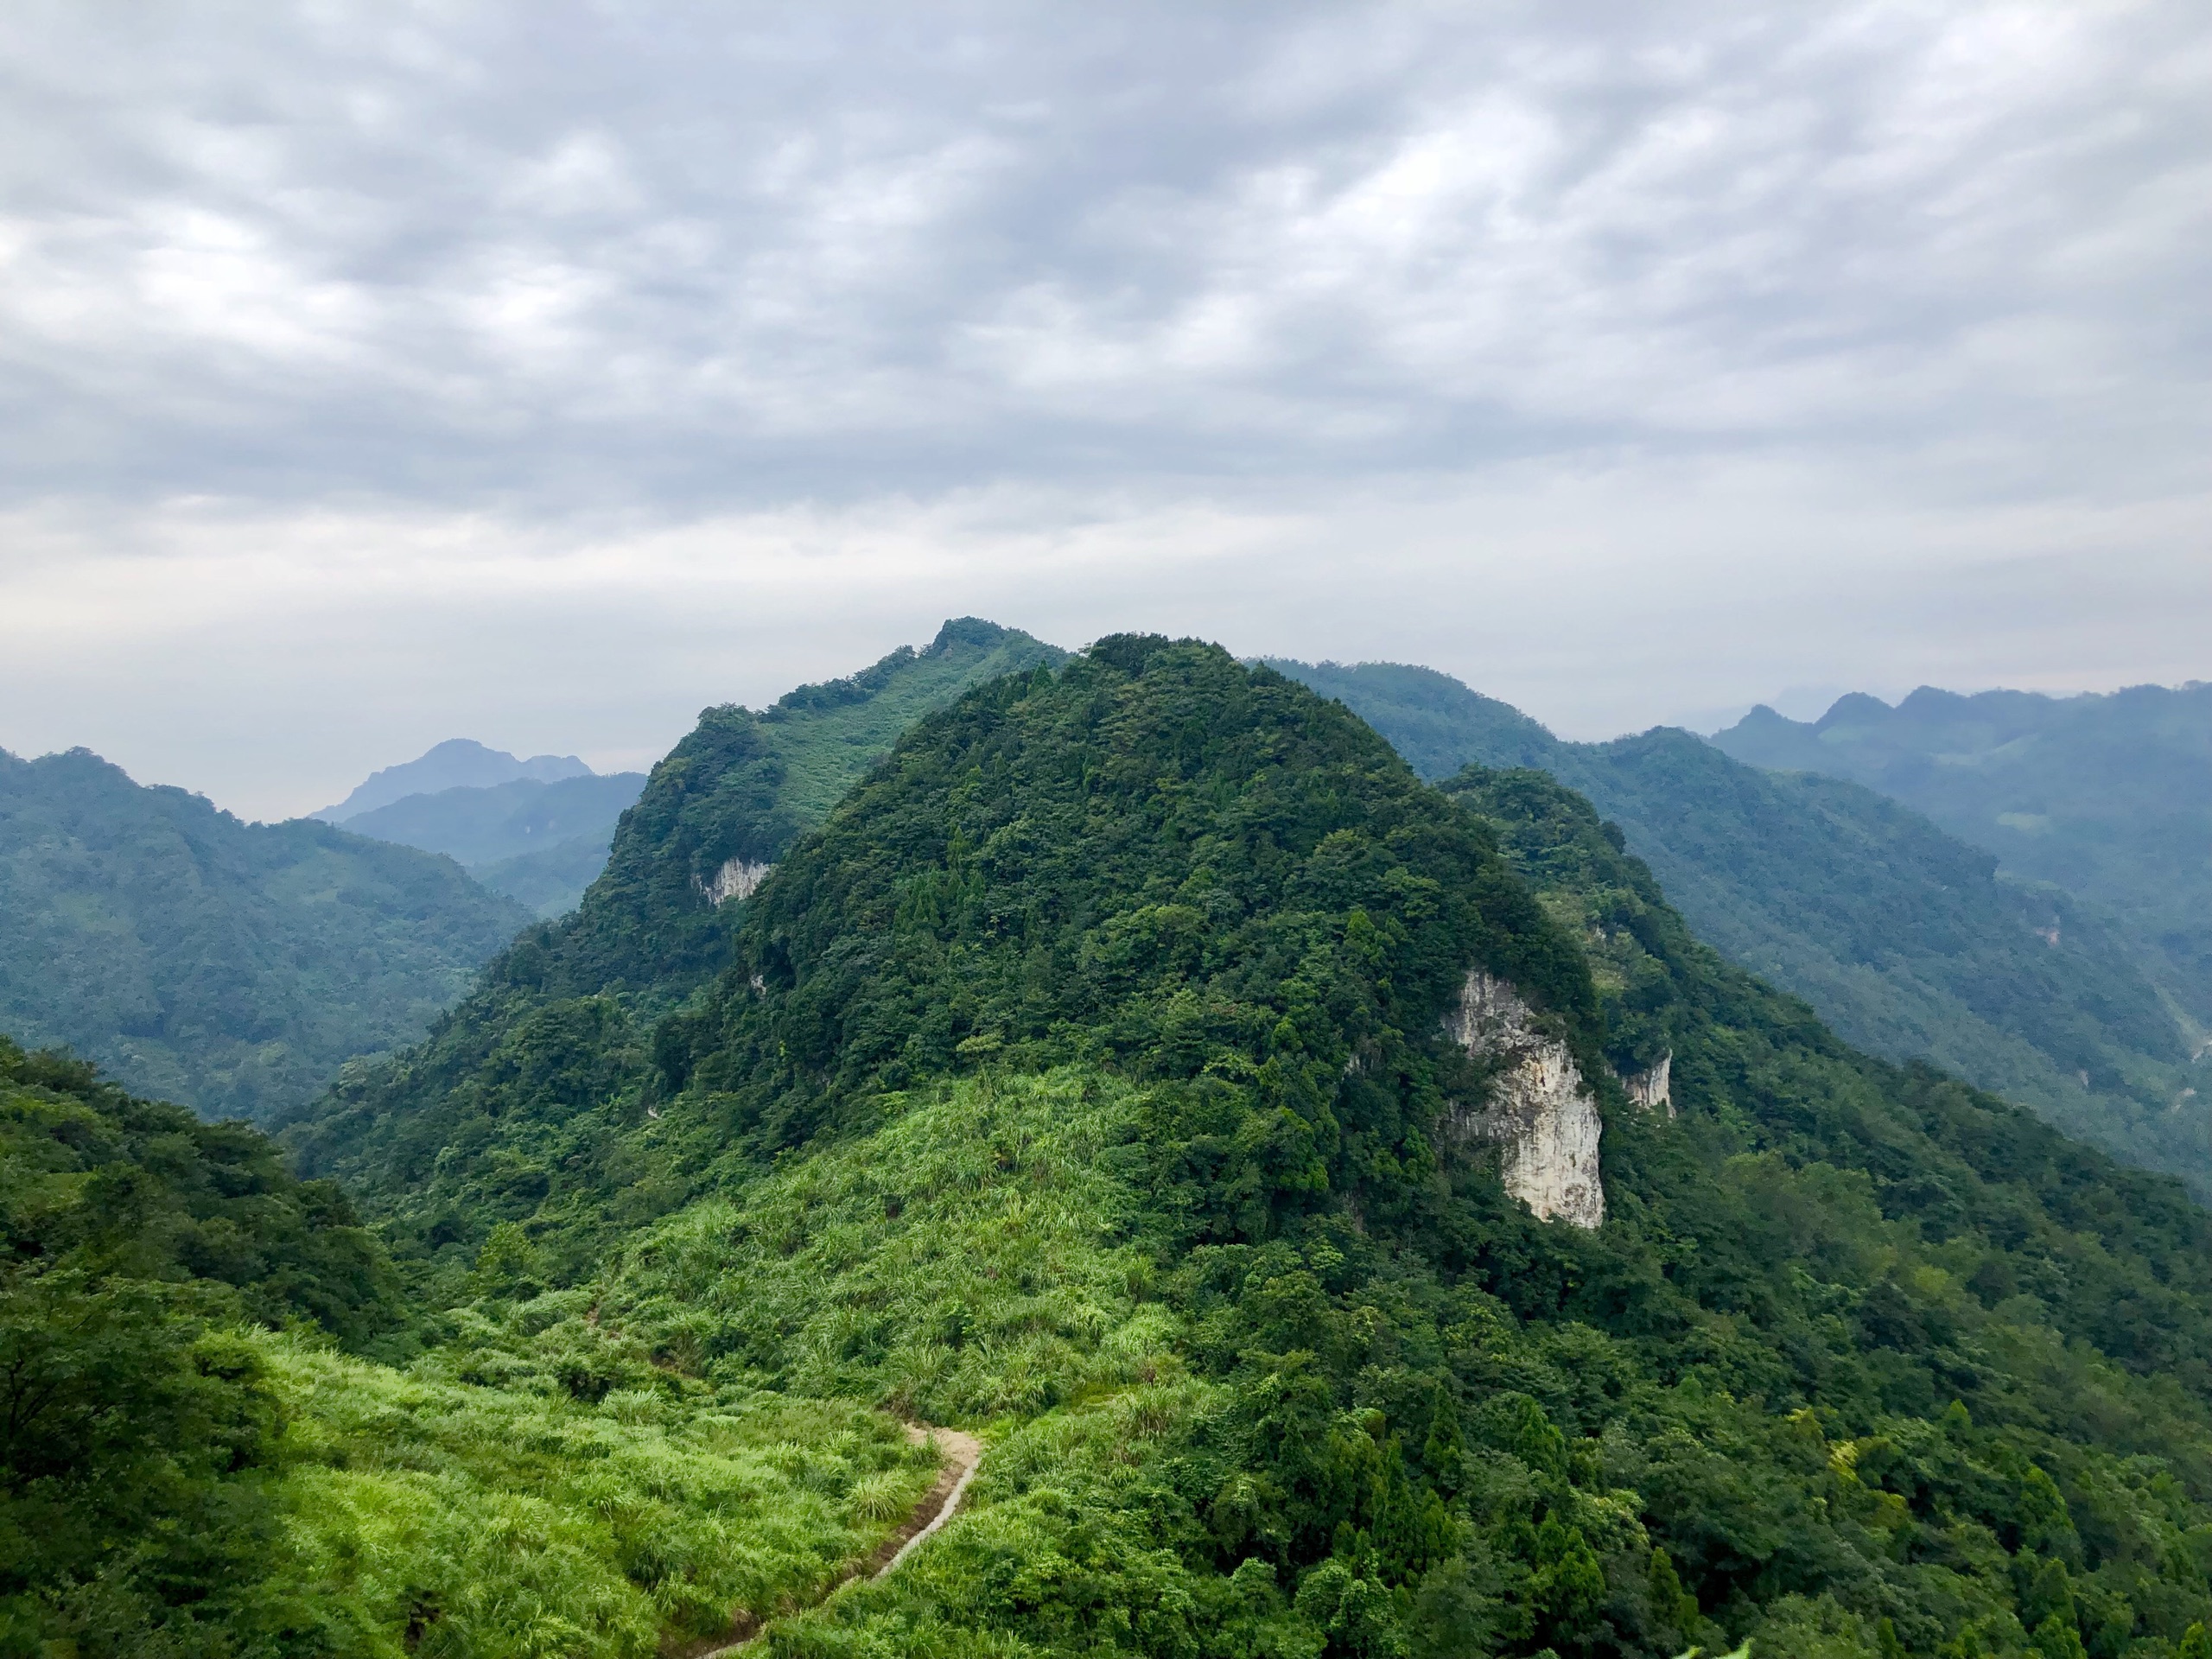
[603,1069,1182,1424]
[257,1333,938,1658]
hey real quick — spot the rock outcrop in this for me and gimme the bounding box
[702,858,773,906]
[1440,969,1604,1229]
[1621,1052,1673,1115]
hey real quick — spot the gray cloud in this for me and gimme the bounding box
[4,1,2205,503]
[0,3,2207,817]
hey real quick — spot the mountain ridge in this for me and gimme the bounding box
[311,736,594,822]
[0,744,531,1123]
[1268,658,2210,1193]
[1712,680,2212,1032]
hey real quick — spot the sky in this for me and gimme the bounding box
[2,2,2207,821]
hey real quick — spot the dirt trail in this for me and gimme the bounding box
[685,1425,984,1659]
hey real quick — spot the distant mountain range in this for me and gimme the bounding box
[1271,659,2212,1194]
[1712,683,2212,1031]
[312,736,594,820]
[0,746,530,1122]
[327,762,649,918]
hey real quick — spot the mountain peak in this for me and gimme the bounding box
[313,738,593,822]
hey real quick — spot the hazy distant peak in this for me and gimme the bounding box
[1812,690,1895,729]
[314,738,593,822]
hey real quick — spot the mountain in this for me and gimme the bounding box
[0,745,531,1123]
[335,770,649,918]
[1711,683,2212,1032]
[158,636,2212,1658]
[1268,659,2209,1194]
[276,616,1071,1238]
[311,736,593,822]
[337,772,648,868]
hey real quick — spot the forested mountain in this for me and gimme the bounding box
[337,770,649,918]
[276,616,1069,1219]
[124,636,2212,1658]
[0,747,531,1123]
[1712,684,2212,1029]
[1271,660,2210,1194]
[311,737,592,821]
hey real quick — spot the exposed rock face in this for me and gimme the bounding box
[1440,969,1604,1229]
[1622,1052,1673,1116]
[702,858,773,906]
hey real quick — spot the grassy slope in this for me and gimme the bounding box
[0,1033,938,1659]
[1712,684,2212,1027]
[1268,659,2209,1194]
[0,747,531,1123]
[263,1334,935,1659]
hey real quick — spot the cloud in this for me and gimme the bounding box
[0,1,2205,810]
[2,1,2203,500]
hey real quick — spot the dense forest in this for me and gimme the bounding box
[0,746,531,1123]
[1270,661,2210,1195]
[1713,684,2212,1028]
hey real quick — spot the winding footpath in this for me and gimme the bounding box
[690,1425,984,1658]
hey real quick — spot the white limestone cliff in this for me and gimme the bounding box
[1622,1052,1673,1116]
[1440,969,1605,1229]
[702,858,773,905]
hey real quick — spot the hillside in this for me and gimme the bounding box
[1271,660,2209,1193]
[1713,684,2212,1031]
[205,637,2212,1658]
[338,770,650,918]
[0,746,531,1123]
[0,1034,937,1656]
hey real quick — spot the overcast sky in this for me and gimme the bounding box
[2,2,2207,819]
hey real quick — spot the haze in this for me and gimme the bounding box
[2,2,2207,821]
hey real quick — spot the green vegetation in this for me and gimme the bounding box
[1,1033,395,1649]
[1269,660,2209,1193]
[1712,684,2212,1033]
[261,640,2212,1656]
[264,1336,935,1659]
[0,1033,936,1657]
[0,747,531,1123]
[33,632,2212,1659]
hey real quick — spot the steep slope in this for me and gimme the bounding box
[1713,683,2212,1027]
[277,617,1068,1259]
[311,737,591,821]
[1271,659,2209,1193]
[339,770,650,917]
[0,747,531,1123]
[261,639,2212,1656]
